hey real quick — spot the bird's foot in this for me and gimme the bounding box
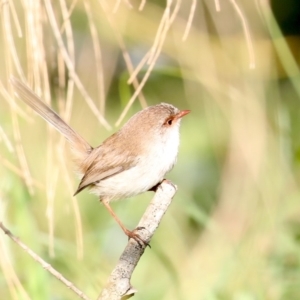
[124,227,150,248]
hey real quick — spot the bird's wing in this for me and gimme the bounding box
[73,142,137,195]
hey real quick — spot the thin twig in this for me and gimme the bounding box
[0,222,90,300]
[98,180,177,300]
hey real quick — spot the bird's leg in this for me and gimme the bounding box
[101,199,148,247]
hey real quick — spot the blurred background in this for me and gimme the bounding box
[1,0,300,299]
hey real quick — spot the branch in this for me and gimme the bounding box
[0,222,90,300]
[0,180,177,300]
[98,180,177,300]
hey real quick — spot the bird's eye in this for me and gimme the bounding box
[164,118,173,126]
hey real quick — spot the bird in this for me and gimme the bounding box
[11,77,190,245]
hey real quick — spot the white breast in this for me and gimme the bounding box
[93,124,180,201]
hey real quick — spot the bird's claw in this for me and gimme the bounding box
[125,227,151,248]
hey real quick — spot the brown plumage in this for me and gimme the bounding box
[11,77,189,244]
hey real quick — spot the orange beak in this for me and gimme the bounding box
[175,110,190,119]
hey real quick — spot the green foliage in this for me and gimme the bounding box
[1,1,300,299]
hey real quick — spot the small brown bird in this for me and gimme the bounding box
[11,78,189,244]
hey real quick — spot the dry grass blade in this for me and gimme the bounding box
[84,0,106,114]
[182,0,197,41]
[2,2,25,80]
[139,0,147,11]
[0,126,14,153]
[113,0,122,13]
[0,155,44,189]
[147,0,171,65]
[113,0,133,13]
[23,0,46,88]
[230,0,255,69]
[56,0,84,258]
[44,0,111,130]
[11,112,35,196]
[57,146,84,259]
[115,0,181,126]
[9,0,23,37]
[127,50,151,84]
[0,81,31,120]
[99,0,148,115]
[45,161,59,258]
[214,0,220,11]
[60,0,78,33]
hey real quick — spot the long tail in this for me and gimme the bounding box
[11,77,92,160]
